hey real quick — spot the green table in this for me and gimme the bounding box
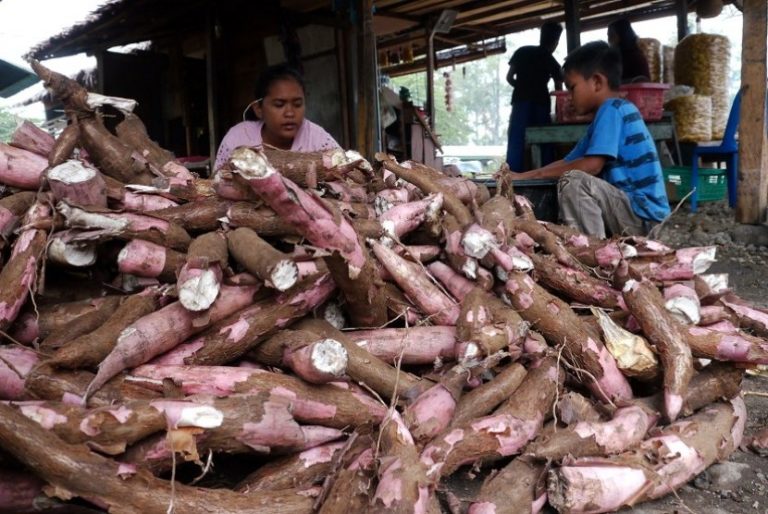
[524,118,679,168]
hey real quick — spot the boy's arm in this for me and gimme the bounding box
[510,156,606,180]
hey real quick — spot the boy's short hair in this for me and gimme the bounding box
[563,41,622,90]
[540,21,563,47]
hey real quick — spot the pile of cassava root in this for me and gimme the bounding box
[0,60,762,514]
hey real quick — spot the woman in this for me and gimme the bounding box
[214,64,340,170]
[607,19,651,83]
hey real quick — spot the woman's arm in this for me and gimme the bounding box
[510,155,606,180]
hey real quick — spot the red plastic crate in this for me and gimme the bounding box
[551,91,593,123]
[619,83,670,121]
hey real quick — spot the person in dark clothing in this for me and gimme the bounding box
[607,19,651,83]
[505,21,564,171]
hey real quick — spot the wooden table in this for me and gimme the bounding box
[525,118,680,168]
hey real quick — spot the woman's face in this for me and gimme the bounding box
[253,78,306,149]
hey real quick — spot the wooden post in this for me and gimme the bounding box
[356,0,379,159]
[205,5,221,165]
[737,0,768,224]
[427,28,436,130]
[563,0,581,54]
[676,0,688,42]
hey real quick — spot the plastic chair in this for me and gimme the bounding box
[689,89,742,212]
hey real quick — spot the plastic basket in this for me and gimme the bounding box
[662,166,726,203]
[619,83,670,121]
[551,91,593,123]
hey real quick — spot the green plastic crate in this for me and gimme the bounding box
[662,166,727,203]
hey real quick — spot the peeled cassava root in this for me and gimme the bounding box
[0,69,759,513]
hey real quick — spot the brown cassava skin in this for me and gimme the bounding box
[235,440,345,493]
[48,122,81,167]
[25,364,160,407]
[0,191,36,237]
[442,213,482,281]
[297,319,427,401]
[316,435,377,514]
[227,227,297,289]
[177,275,335,366]
[371,411,434,513]
[0,211,50,332]
[127,364,386,429]
[382,281,422,323]
[226,202,302,236]
[324,252,389,328]
[262,146,362,187]
[122,392,342,474]
[530,253,625,310]
[10,296,117,345]
[450,362,527,428]
[420,357,561,479]
[39,296,123,353]
[115,113,175,171]
[48,290,162,369]
[505,273,633,403]
[10,120,55,156]
[686,324,768,365]
[624,279,694,422]
[152,197,232,232]
[477,195,517,242]
[509,218,583,270]
[381,156,473,227]
[249,329,345,383]
[468,456,546,514]
[548,398,746,514]
[0,402,314,514]
[457,288,528,361]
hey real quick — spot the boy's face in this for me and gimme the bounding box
[564,70,601,115]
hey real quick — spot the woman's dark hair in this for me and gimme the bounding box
[608,19,639,49]
[540,21,563,48]
[563,41,622,90]
[244,64,306,121]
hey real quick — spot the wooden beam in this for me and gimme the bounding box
[564,0,581,54]
[356,0,379,159]
[205,5,221,164]
[736,0,768,224]
[676,0,688,41]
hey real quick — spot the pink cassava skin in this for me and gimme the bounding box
[420,357,561,479]
[426,261,476,301]
[228,147,366,278]
[158,273,336,367]
[86,283,259,398]
[379,193,443,239]
[0,400,315,513]
[525,404,659,461]
[343,326,458,365]
[117,239,186,282]
[127,364,387,429]
[0,346,40,400]
[686,323,768,364]
[450,363,528,428]
[370,240,460,326]
[235,440,346,492]
[623,279,693,422]
[0,143,48,189]
[9,120,55,157]
[548,397,746,514]
[504,273,633,403]
[404,365,468,445]
[721,297,768,337]
[0,202,50,332]
[371,410,434,514]
[122,393,343,475]
[628,246,716,282]
[120,191,179,212]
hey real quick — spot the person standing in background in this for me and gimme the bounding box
[505,21,564,172]
[607,18,651,83]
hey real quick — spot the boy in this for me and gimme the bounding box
[511,41,670,239]
[506,21,564,171]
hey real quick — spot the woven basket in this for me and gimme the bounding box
[638,38,662,83]
[673,34,730,139]
[663,45,675,84]
[665,94,713,143]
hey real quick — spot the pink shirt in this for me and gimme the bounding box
[214,119,341,170]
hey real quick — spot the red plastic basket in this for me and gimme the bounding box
[619,83,670,121]
[551,91,593,123]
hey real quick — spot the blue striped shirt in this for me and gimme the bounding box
[565,98,670,222]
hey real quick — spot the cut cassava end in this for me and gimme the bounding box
[251,329,349,384]
[177,231,228,312]
[47,159,107,208]
[227,227,299,291]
